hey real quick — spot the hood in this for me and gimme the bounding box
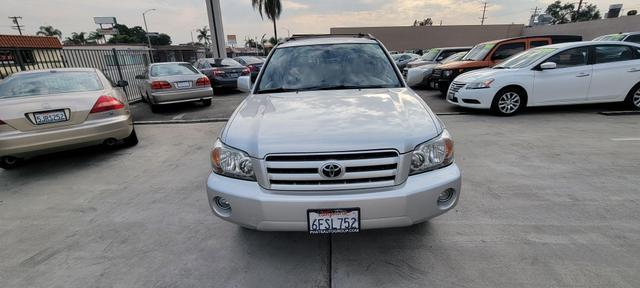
[455,67,515,83]
[406,60,437,68]
[437,60,491,70]
[222,88,441,158]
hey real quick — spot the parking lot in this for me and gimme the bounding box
[1,89,639,287]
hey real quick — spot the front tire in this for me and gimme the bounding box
[0,156,22,169]
[202,99,212,107]
[491,87,526,116]
[625,83,640,110]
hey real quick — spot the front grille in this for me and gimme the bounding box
[264,150,400,191]
[450,82,466,93]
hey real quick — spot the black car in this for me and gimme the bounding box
[233,56,264,81]
[195,58,249,90]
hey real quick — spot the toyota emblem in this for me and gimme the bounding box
[320,162,343,178]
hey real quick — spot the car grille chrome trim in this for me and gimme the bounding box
[450,82,466,93]
[263,150,401,191]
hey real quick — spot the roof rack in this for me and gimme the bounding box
[284,33,376,42]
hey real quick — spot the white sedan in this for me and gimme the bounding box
[447,41,640,115]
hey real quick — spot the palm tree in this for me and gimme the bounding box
[37,25,62,38]
[87,31,104,44]
[251,0,283,41]
[65,32,87,45]
[196,26,210,45]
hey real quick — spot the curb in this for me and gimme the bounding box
[599,111,640,116]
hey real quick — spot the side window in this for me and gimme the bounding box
[595,45,634,64]
[625,35,640,44]
[530,40,550,48]
[438,50,457,60]
[492,42,526,61]
[546,47,588,68]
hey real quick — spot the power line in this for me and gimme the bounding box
[480,2,488,25]
[8,16,24,35]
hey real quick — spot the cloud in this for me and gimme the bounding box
[282,0,309,10]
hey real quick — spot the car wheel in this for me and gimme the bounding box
[625,83,640,110]
[202,99,212,106]
[122,129,139,147]
[140,90,148,103]
[491,88,526,116]
[0,156,22,169]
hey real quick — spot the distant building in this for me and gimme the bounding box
[0,34,63,78]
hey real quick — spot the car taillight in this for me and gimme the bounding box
[247,65,258,72]
[90,95,125,113]
[241,68,251,76]
[212,69,225,76]
[196,77,211,86]
[151,81,172,90]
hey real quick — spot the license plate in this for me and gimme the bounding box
[33,110,67,125]
[175,81,192,89]
[228,73,238,77]
[308,208,360,234]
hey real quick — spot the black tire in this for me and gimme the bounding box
[122,129,139,147]
[0,156,22,170]
[625,83,640,110]
[202,99,212,107]
[150,103,161,113]
[490,87,527,116]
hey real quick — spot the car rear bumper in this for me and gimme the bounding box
[205,163,462,231]
[0,114,133,157]
[150,87,213,104]
[212,78,239,88]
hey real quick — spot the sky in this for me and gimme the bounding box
[2,0,639,45]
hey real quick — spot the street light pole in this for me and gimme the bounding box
[142,8,156,61]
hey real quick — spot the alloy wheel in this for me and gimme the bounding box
[498,92,521,114]
[633,88,640,109]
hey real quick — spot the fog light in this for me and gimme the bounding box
[214,196,231,210]
[438,189,455,203]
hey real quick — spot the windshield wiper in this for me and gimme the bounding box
[256,87,299,94]
[493,66,509,69]
[307,85,394,91]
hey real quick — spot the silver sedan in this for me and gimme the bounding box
[136,62,214,113]
[0,68,137,169]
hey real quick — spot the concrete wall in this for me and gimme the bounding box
[522,15,640,41]
[331,24,524,51]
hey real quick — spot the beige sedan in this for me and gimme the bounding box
[0,68,137,169]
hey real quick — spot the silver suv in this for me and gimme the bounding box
[206,34,461,233]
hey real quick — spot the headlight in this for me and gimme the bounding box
[442,70,453,77]
[466,79,494,89]
[211,139,256,181]
[410,130,454,175]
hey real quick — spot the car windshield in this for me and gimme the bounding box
[442,52,467,64]
[0,71,103,98]
[238,57,263,65]
[462,43,495,61]
[421,49,440,61]
[209,58,243,67]
[595,34,626,41]
[494,48,557,69]
[256,43,402,93]
[150,64,198,77]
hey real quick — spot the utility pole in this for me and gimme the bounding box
[575,0,584,22]
[529,6,540,26]
[8,16,24,35]
[480,2,488,25]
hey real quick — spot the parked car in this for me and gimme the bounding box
[432,35,582,93]
[446,41,640,115]
[392,53,420,70]
[136,62,213,113]
[0,68,137,169]
[593,32,640,44]
[403,46,471,74]
[233,56,265,80]
[206,34,461,233]
[195,58,250,90]
[406,51,467,87]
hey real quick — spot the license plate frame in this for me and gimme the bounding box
[307,208,360,234]
[175,81,192,89]
[33,110,68,125]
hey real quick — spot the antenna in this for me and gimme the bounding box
[8,16,24,35]
[480,2,488,25]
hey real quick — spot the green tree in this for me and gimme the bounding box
[36,25,62,38]
[196,26,210,45]
[546,1,601,24]
[87,31,103,43]
[107,24,171,45]
[628,10,638,16]
[573,4,601,22]
[151,34,172,46]
[65,32,87,45]
[413,18,433,26]
[251,0,283,41]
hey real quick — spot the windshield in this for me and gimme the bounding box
[594,34,626,41]
[238,57,263,65]
[494,48,557,69]
[462,43,495,61]
[150,64,199,77]
[421,49,440,61]
[256,43,402,93]
[0,71,103,98]
[209,58,243,67]
[442,52,467,64]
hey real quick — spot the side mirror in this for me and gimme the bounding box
[135,75,145,80]
[116,80,129,87]
[539,62,557,70]
[237,76,252,93]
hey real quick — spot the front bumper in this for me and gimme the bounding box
[0,114,133,157]
[446,85,496,109]
[150,87,213,104]
[206,164,462,231]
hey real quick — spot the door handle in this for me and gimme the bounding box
[628,68,640,73]
[576,73,590,77]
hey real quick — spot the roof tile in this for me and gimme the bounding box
[0,34,62,49]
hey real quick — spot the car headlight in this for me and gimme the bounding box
[442,70,453,77]
[410,130,454,175]
[211,139,256,181]
[466,79,494,89]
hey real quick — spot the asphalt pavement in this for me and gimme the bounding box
[1,110,639,287]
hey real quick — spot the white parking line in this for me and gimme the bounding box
[172,113,186,120]
[610,138,640,141]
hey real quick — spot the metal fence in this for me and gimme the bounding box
[0,48,151,102]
